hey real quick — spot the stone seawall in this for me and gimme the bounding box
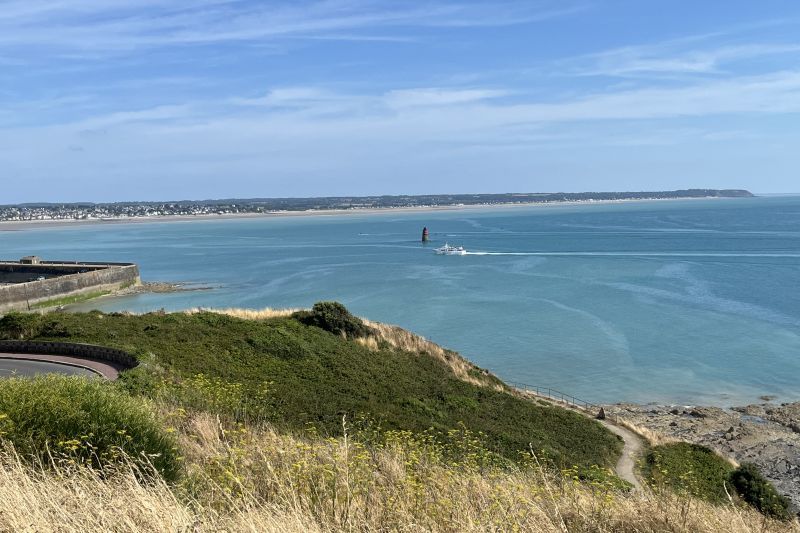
[0,263,140,313]
[0,340,138,369]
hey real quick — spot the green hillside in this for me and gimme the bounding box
[0,307,622,469]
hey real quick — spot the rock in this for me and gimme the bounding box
[669,421,678,427]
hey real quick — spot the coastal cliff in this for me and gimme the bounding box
[0,304,795,531]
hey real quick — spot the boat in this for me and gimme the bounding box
[434,243,467,256]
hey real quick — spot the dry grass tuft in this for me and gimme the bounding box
[616,419,681,447]
[183,307,300,320]
[359,319,503,390]
[0,446,321,532]
[1,411,797,533]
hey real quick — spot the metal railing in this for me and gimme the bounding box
[506,381,600,413]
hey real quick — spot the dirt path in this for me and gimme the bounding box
[598,420,644,491]
[514,388,645,490]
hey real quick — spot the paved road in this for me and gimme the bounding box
[0,358,99,378]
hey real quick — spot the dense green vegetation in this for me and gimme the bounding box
[293,301,372,338]
[730,463,791,520]
[644,443,792,520]
[0,374,179,480]
[644,443,734,503]
[0,309,622,470]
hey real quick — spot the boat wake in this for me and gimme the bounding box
[465,251,800,258]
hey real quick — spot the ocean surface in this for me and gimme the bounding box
[2,196,799,406]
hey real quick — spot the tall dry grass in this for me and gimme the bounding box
[615,418,680,447]
[359,318,503,389]
[0,446,321,532]
[183,307,299,320]
[3,410,793,533]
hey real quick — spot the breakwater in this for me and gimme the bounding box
[0,259,140,313]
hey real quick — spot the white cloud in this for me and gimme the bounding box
[571,39,800,78]
[0,1,577,56]
[384,88,508,108]
[232,87,344,107]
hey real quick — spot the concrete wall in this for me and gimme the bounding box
[0,263,140,313]
[0,263,108,283]
[0,340,137,368]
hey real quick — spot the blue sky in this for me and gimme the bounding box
[2,1,800,202]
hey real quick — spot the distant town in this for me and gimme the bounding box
[0,189,753,222]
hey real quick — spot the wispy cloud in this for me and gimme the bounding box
[3,3,800,199]
[12,68,800,145]
[570,39,800,78]
[0,0,578,57]
[384,88,508,108]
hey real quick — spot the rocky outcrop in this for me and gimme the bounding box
[604,402,800,511]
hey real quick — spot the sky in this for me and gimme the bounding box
[2,0,800,202]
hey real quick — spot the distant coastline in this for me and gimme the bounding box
[0,191,753,231]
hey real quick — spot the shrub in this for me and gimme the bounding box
[294,301,371,338]
[730,463,791,520]
[9,311,624,469]
[0,375,180,481]
[644,443,733,503]
[0,312,41,339]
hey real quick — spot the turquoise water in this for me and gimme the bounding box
[2,197,799,406]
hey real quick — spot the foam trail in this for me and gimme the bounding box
[465,251,800,258]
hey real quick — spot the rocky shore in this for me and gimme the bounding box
[116,281,213,295]
[604,401,800,510]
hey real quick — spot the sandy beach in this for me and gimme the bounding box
[0,196,731,232]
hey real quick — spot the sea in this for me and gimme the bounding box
[2,196,799,407]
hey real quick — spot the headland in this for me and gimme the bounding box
[0,189,754,231]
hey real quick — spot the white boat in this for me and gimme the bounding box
[434,243,467,256]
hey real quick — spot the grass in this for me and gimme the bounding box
[0,374,179,480]
[643,443,735,503]
[0,309,622,470]
[0,306,796,529]
[30,289,112,309]
[0,410,797,533]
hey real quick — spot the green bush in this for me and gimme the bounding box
[6,311,624,469]
[644,443,734,503]
[730,463,791,520]
[0,375,180,481]
[0,312,41,339]
[294,301,371,338]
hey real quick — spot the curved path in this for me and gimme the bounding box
[515,388,645,490]
[598,419,643,491]
[0,354,121,379]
